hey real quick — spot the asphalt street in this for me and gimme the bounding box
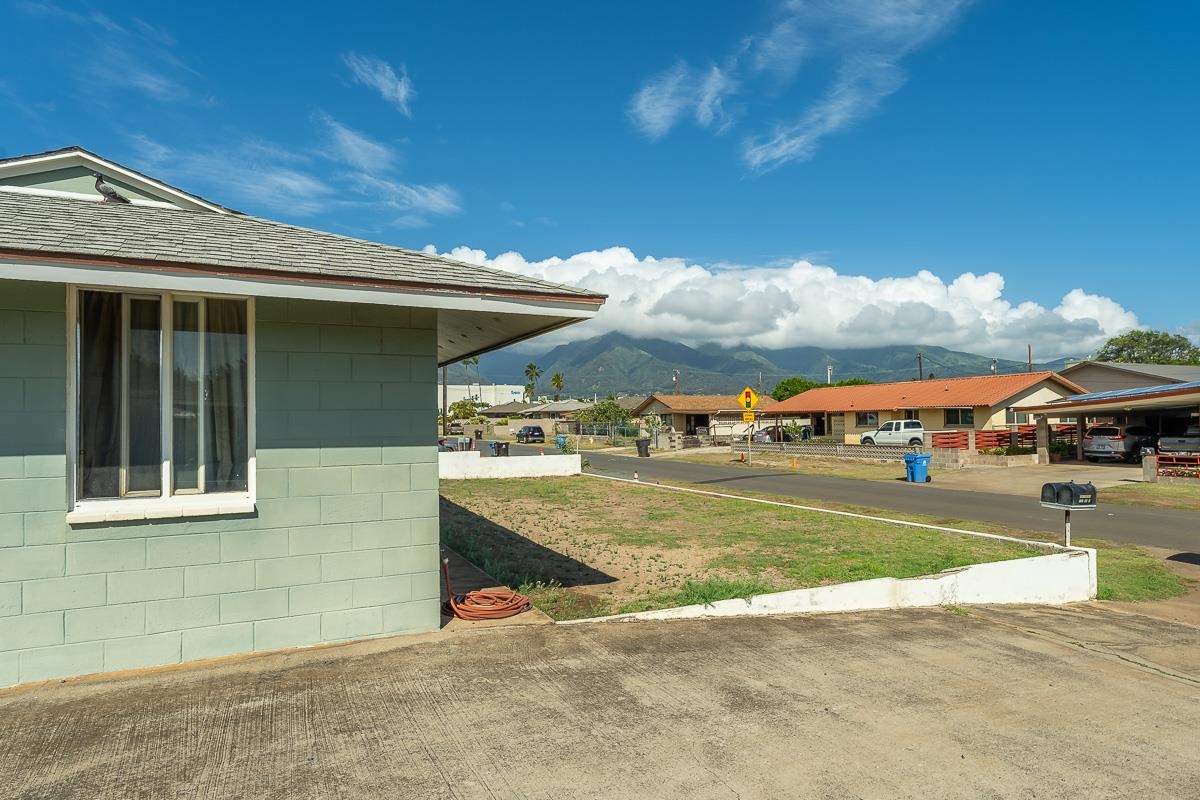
[525,447,1199,551]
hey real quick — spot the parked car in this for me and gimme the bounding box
[860,420,925,447]
[515,425,545,443]
[754,425,795,443]
[1082,424,1157,462]
[1156,425,1200,455]
[447,420,464,435]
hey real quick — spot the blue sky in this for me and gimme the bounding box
[2,1,1197,358]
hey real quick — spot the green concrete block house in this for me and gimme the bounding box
[0,147,603,687]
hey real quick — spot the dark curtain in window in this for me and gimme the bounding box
[79,291,121,499]
[205,299,248,492]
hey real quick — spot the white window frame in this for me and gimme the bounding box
[65,285,256,524]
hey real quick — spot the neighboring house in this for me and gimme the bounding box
[767,373,1083,443]
[616,396,647,416]
[478,401,537,419]
[631,394,781,436]
[1057,361,1200,393]
[522,399,593,420]
[0,146,604,688]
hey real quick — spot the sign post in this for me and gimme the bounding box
[740,387,760,466]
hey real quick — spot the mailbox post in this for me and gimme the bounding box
[1039,481,1097,546]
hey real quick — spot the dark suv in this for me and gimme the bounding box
[515,425,545,444]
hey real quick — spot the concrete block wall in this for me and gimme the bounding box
[0,281,442,688]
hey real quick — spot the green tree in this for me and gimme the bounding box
[577,398,631,426]
[770,377,818,401]
[1094,330,1200,365]
[550,371,565,400]
[448,398,484,420]
[523,382,535,402]
[524,362,542,399]
[836,377,873,386]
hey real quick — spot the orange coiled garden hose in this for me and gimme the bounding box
[441,558,533,620]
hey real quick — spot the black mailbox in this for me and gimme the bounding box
[1040,481,1096,507]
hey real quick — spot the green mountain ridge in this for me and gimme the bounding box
[447,332,1076,397]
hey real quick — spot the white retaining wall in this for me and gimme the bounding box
[566,549,1097,624]
[439,450,582,479]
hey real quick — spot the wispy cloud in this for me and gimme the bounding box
[629,0,971,170]
[316,112,397,171]
[347,173,461,228]
[342,52,415,116]
[16,2,201,104]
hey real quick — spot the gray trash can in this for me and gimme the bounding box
[497,442,509,457]
[635,439,650,457]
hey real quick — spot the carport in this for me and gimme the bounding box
[1018,380,1200,461]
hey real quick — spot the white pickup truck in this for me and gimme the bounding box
[1157,425,1200,455]
[860,420,925,447]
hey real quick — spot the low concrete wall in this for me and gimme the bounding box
[570,550,1096,623]
[439,451,581,479]
[960,453,1039,467]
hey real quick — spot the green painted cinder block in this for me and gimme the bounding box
[0,310,21,343]
[103,631,182,672]
[287,352,352,382]
[0,280,62,311]
[0,476,67,513]
[289,581,353,616]
[256,322,320,353]
[256,497,322,528]
[20,642,104,683]
[351,464,411,494]
[351,575,411,608]
[255,351,289,382]
[145,533,220,569]
[107,567,184,604]
[66,538,146,575]
[184,562,254,596]
[381,327,436,355]
[22,454,66,478]
[321,550,383,582]
[22,378,66,412]
[219,529,289,562]
[65,603,145,643]
[0,378,23,410]
[383,489,439,520]
[383,445,437,464]
[383,599,440,634]
[382,545,439,576]
[0,582,20,616]
[350,354,410,382]
[21,511,66,545]
[0,652,16,688]
[285,299,353,326]
[320,606,382,641]
[0,344,66,378]
[410,571,440,601]
[23,574,106,613]
[256,381,318,411]
[253,614,322,652]
[255,468,290,499]
[0,512,21,547]
[219,588,289,624]
[319,382,381,410]
[319,325,381,354]
[0,611,64,651]
[22,311,66,345]
[181,623,254,661]
[351,304,411,328]
[411,517,439,545]
[410,462,439,491]
[288,523,352,555]
[255,555,321,589]
[351,519,411,551]
[145,596,220,634]
[320,493,382,524]
[289,466,352,497]
[318,446,383,466]
[256,447,321,469]
[254,296,289,322]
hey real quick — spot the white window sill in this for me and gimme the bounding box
[66,495,256,525]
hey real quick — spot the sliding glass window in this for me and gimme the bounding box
[77,289,250,501]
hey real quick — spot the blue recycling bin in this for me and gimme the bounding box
[904,453,932,483]
[487,441,499,456]
[555,434,569,451]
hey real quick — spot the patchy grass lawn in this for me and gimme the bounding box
[1098,482,1200,512]
[440,477,1044,620]
[669,451,952,481]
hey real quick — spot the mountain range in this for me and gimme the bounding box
[448,333,1077,397]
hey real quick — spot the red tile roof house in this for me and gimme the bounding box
[631,394,781,442]
[0,147,604,688]
[767,373,1084,454]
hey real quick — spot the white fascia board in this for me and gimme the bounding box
[0,257,599,319]
[0,151,228,213]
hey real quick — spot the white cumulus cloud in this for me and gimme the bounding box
[426,244,1137,360]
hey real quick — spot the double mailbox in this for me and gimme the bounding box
[1040,481,1097,507]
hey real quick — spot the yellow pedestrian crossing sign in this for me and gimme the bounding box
[740,386,760,410]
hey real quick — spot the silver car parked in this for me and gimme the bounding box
[1083,424,1157,463]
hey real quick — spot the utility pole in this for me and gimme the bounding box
[1027,344,1033,373]
[918,352,924,381]
[826,364,833,385]
[441,365,449,435]
[672,369,680,395]
[991,358,997,375]
[757,370,763,397]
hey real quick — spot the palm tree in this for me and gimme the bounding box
[524,362,541,400]
[550,372,565,400]
[460,356,480,400]
[523,382,535,402]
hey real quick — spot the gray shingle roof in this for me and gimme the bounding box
[0,192,604,301]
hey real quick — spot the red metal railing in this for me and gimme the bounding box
[1157,455,1200,481]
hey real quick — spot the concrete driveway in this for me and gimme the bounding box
[929,460,1145,495]
[3,605,1199,799]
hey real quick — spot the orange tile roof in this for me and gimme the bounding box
[634,394,779,414]
[768,372,1084,414]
